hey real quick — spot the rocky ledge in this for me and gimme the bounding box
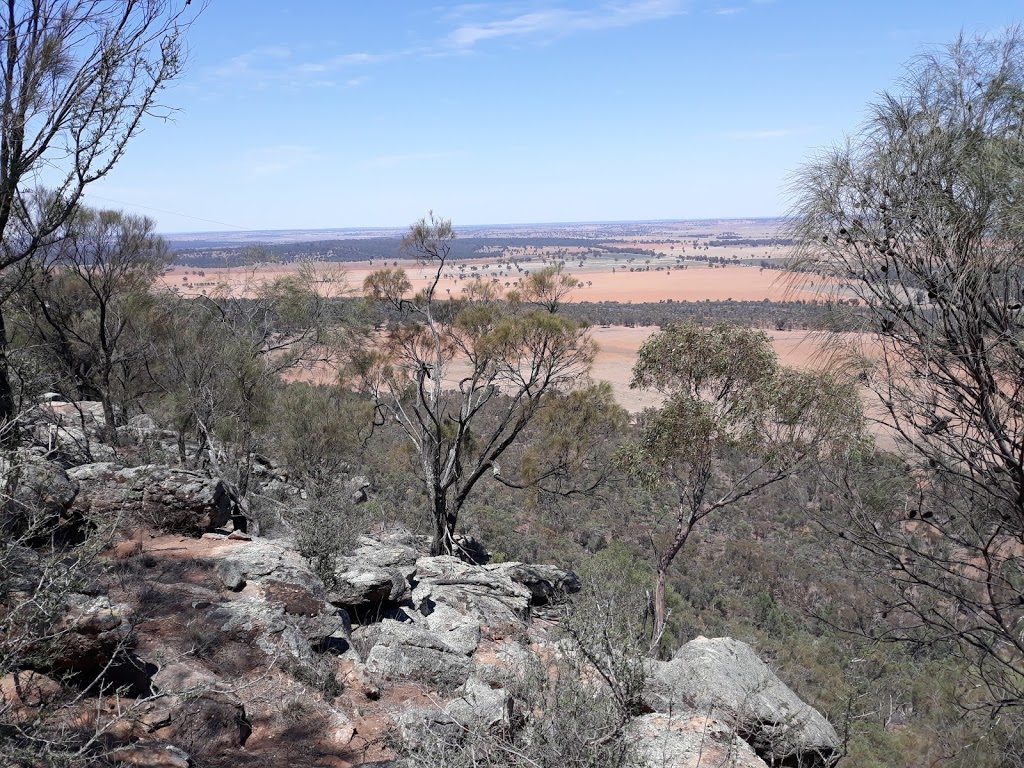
[1,452,839,767]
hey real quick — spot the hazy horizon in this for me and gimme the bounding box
[75,2,1014,234]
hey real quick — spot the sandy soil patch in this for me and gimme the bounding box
[590,327,848,412]
[163,260,827,304]
[293,326,849,414]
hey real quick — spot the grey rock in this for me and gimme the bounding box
[1,545,42,591]
[215,541,339,607]
[127,413,159,431]
[108,743,191,768]
[215,539,290,580]
[364,619,473,686]
[1,453,79,531]
[45,594,127,674]
[326,535,419,612]
[31,401,119,462]
[203,539,351,661]
[216,559,247,591]
[413,555,533,631]
[395,707,464,752]
[486,562,581,606]
[630,712,769,768]
[208,594,349,664]
[351,534,420,569]
[328,566,407,611]
[414,601,481,656]
[345,475,371,504]
[445,677,513,730]
[68,463,231,534]
[646,637,839,767]
[116,413,161,443]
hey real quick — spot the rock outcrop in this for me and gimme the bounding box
[645,636,840,767]
[1,437,840,768]
[69,463,232,534]
[631,712,770,768]
[0,452,80,536]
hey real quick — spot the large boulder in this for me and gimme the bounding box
[326,534,419,614]
[69,463,231,534]
[328,566,409,612]
[214,539,322,593]
[208,539,351,660]
[364,619,474,687]
[646,637,840,767]
[485,562,581,606]
[0,452,79,535]
[413,555,533,632]
[630,712,769,768]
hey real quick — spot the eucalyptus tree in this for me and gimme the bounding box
[625,323,862,653]
[13,208,167,432]
[0,0,196,441]
[146,264,339,514]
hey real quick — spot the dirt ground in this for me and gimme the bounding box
[164,255,848,414]
[590,326,847,412]
[162,260,828,304]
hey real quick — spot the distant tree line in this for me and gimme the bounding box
[351,297,855,333]
[171,237,674,268]
[705,238,795,248]
[560,299,837,331]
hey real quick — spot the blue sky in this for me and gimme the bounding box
[82,1,1023,233]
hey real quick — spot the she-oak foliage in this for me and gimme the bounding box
[355,214,604,557]
[790,27,1024,720]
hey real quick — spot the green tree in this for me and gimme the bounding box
[355,214,602,556]
[13,208,167,432]
[789,26,1024,730]
[0,0,195,442]
[626,323,861,653]
[146,264,338,516]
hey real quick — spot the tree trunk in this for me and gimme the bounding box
[649,513,694,657]
[0,305,17,447]
[430,492,456,556]
[100,367,118,444]
[650,554,672,656]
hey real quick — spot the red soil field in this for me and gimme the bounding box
[165,260,857,414]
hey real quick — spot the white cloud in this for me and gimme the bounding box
[446,0,686,49]
[210,46,292,80]
[297,52,391,73]
[209,46,394,91]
